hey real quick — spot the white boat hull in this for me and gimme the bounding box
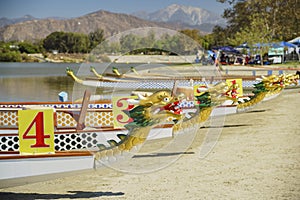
[0,154,93,181]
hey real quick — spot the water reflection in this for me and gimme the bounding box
[0,62,175,102]
[0,76,75,102]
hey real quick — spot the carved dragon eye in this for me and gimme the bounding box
[163,97,170,102]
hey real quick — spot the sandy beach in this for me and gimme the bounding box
[0,88,300,199]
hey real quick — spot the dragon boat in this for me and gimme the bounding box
[67,67,257,90]
[0,71,299,186]
[67,66,299,112]
[67,67,300,91]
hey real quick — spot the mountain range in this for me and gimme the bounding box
[133,4,225,31]
[0,4,226,42]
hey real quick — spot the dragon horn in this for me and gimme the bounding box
[112,67,121,76]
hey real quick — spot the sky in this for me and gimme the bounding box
[0,0,229,19]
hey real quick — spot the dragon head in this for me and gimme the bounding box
[282,72,300,86]
[66,67,83,84]
[125,90,183,129]
[261,74,284,90]
[260,72,299,91]
[194,82,228,108]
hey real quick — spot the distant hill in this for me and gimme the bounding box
[0,15,37,28]
[0,10,180,42]
[132,4,226,32]
[0,15,67,28]
[0,4,225,42]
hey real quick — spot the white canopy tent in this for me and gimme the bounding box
[288,36,300,47]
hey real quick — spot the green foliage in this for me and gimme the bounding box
[214,0,300,45]
[229,13,272,62]
[120,33,142,53]
[0,42,22,62]
[18,41,40,54]
[88,29,105,49]
[117,32,200,55]
[0,51,22,62]
[43,31,90,53]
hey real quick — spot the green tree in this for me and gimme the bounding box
[120,34,142,53]
[43,32,89,53]
[141,31,155,48]
[229,13,272,64]
[108,42,121,54]
[88,29,105,50]
[18,41,40,54]
[0,51,22,62]
[66,32,89,53]
[216,0,300,41]
[43,32,67,52]
[179,29,201,43]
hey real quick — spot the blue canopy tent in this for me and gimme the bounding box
[236,42,250,55]
[236,43,250,49]
[253,43,270,48]
[213,46,241,54]
[254,41,297,48]
[211,46,243,65]
[275,41,297,48]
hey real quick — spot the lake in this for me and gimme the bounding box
[0,62,171,102]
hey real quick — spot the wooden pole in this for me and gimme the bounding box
[76,89,91,130]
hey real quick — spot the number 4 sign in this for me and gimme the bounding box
[18,109,55,155]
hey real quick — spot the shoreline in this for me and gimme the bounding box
[3,54,300,66]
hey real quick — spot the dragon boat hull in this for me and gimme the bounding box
[0,121,177,188]
[0,99,177,184]
[0,77,293,184]
[0,151,94,188]
[0,98,240,183]
[0,125,174,185]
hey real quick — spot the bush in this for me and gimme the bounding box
[18,42,40,54]
[0,51,22,62]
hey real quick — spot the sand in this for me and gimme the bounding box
[0,89,300,199]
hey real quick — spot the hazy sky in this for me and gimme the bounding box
[0,0,229,18]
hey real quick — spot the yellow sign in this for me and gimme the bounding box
[18,109,55,155]
[226,79,243,98]
[112,96,137,128]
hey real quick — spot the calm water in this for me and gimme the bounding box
[0,62,168,102]
[0,63,79,102]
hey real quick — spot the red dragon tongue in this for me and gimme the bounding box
[162,101,182,114]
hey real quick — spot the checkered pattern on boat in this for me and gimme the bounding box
[0,99,198,128]
[0,103,112,109]
[87,80,260,89]
[55,111,113,128]
[0,111,18,127]
[0,110,113,128]
[0,131,100,151]
[0,111,113,128]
